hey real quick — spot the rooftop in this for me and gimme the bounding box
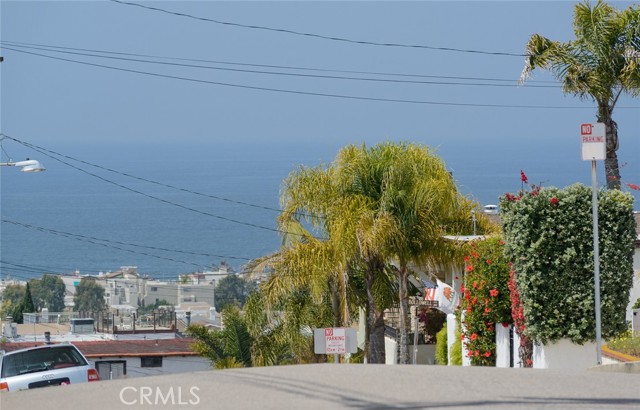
[0,338,199,358]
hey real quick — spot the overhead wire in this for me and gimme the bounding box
[0,41,557,88]
[1,219,252,263]
[0,40,560,84]
[1,46,609,110]
[1,133,308,218]
[0,133,295,237]
[109,0,527,57]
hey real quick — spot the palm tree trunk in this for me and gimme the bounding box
[365,257,386,363]
[397,265,410,364]
[598,103,621,190]
[329,281,342,327]
[369,309,386,363]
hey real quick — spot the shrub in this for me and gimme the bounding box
[450,332,462,366]
[459,236,512,366]
[501,184,635,344]
[435,324,448,365]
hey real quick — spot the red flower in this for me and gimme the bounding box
[550,197,559,205]
[467,351,473,357]
[472,281,478,289]
[499,240,505,246]
[520,170,528,184]
[470,333,478,341]
[483,351,492,357]
[474,350,480,357]
[464,255,469,262]
[484,307,491,314]
[486,259,492,265]
[489,289,499,297]
[502,322,510,328]
[461,334,465,341]
[466,265,474,273]
[626,182,640,191]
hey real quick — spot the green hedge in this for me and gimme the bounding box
[501,184,635,344]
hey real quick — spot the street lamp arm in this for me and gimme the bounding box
[0,159,46,172]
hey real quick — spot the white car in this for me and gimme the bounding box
[0,344,100,392]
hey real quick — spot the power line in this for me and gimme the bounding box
[0,40,560,84]
[2,133,288,216]
[0,41,557,88]
[0,219,207,269]
[2,218,252,262]
[2,133,321,240]
[110,0,527,57]
[0,133,290,236]
[2,46,608,109]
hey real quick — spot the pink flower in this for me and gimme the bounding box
[520,170,528,184]
[489,289,499,297]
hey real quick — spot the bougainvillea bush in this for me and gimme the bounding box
[501,183,635,344]
[459,236,512,366]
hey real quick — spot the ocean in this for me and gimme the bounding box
[1,137,638,281]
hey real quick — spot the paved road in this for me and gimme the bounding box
[1,364,638,410]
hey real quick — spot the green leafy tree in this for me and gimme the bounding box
[214,275,255,312]
[0,284,26,320]
[29,275,66,312]
[520,0,640,189]
[73,279,106,312]
[12,283,36,324]
[139,299,171,314]
[501,184,635,344]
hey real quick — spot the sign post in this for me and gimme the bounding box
[581,122,605,365]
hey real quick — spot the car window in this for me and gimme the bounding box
[1,346,88,378]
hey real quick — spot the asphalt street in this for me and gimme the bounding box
[1,364,638,410]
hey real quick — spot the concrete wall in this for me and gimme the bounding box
[627,247,640,322]
[533,339,598,370]
[91,356,211,379]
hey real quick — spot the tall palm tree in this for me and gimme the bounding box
[337,143,472,364]
[520,0,640,189]
[270,142,472,364]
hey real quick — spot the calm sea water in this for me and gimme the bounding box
[1,138,638,280]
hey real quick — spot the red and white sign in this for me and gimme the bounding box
[324,328,346,354]
[581,123,606,161]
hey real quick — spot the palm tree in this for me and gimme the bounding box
[337,143,472,364]
[520,0,640,189]
[187,306,253,369]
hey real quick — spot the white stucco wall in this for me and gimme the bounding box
[91,355,211,379]
[627,247,640,321]
[384,336,397,365]
[533,339,598,370]
[495,324,511,368]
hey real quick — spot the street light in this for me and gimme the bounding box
[0,159,46,172]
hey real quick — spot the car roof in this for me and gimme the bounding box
[1,343,77,357]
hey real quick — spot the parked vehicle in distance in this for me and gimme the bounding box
[0,344,100,392]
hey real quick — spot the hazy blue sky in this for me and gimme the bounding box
[1,1,639,275]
